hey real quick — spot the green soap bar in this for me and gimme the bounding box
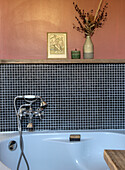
[71,50,81,59]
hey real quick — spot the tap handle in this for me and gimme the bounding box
[39,112,44,120]
[34,111,44,119]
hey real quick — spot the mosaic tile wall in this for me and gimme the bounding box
[0,64,125,131]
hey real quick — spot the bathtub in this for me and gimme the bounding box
[0,131,125,170]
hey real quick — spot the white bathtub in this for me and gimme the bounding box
[0,131,125,170]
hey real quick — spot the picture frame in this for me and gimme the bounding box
[47,32,67,59]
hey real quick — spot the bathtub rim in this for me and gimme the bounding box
[0,129,125,142]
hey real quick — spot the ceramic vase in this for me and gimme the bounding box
[83,36,94,59]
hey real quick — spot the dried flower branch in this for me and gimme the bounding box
[73,1,108,37]
[94,0,103,21]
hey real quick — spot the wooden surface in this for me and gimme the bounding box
[104,150,125,170]
[1,59,125,64]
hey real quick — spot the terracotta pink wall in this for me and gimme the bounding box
[0,0,125,59]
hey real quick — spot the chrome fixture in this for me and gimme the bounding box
[14,95,47,129]
[8,140,17,151]
[14,95,47,170]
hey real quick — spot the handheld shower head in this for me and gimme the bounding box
[24,95,36,99]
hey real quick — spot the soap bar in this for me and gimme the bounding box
[71,50,81,59]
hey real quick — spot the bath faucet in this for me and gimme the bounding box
[14,95,47,129]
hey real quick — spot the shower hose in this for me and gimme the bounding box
[17,118,30,170]
[14,101,30,170]
[17,120,30,170]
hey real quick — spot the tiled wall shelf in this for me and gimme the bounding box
[1,59,125,64]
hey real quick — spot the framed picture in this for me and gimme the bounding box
[47,32,67,59]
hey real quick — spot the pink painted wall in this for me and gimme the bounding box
[0,0,125,59]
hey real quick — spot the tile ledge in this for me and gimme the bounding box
[1,59,125,64]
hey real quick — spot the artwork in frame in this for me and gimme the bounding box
[47,32,67,59]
